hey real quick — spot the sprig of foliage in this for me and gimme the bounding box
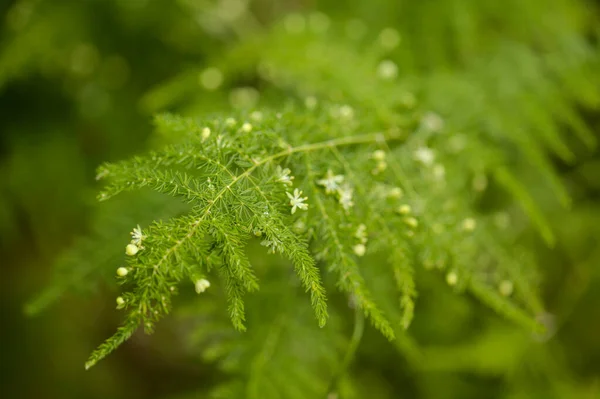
[82,98,552,369]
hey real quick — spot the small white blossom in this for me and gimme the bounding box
[287,189,308,214]
[413,146,435,166]
[95,167,109,181]
[261,240,278,254]
[446,271,458,286]
[276,166,294,186]
[397,204,411,215]
[116,296,125,309]
[339,105,354,120]
[404,217,418,228]
[241,122,253,133]
[374,160,387,174]
[125,243,139,256]
[317,169,344,194]
[338,184,354,211]
[130,225,145,245]
[377,60,398,80]
[116,267,129,277]
[421,112,444,132]
[195,279,211,294]
[201,127,211,141]
[388,187,403,199]
[372,150,386,161]
[225,117,236,126]
[355,224,368,244]
[462,217,477,232]
[353,244,366,257]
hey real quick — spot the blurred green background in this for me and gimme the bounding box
[1,0,600,398]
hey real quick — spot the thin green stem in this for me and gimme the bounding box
[326,304,365,398]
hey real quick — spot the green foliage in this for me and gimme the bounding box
[83,96,553,371]
[5,0,599,398]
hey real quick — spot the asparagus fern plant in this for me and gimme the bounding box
[16,0,599,397]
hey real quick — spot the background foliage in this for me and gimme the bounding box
[1,0,600,398]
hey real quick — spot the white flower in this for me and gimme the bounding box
[287,189,308,214]
[413,146,435,166]
[397,204,411,215]
[462,217,477,232]
[355,224,368,244]
[116,267,129,277]
[446,271,458,286]
[317,169,344,194]
[130,225,145,245]
[377,60,398,80]
[276,166,294,186]
[372,150,386,161]
[339,105,354,120]
[241,122,252,133]
[404,217,418,228]
[195,279,211,294]
[388,187,403,199]
[260,239,278,254]
[353,244,366,257]
[338,184,354,211]
[125,244,139,256]
[95,167,109,181]
[201,127,211,141]
[116,296,126,309]
[421,112,444,132]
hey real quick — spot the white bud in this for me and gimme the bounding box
[388,187,403,199]
[353,244,366,257]
[116,267,129,277]
[462,218,477,232]
[241,122,252,133]
[116,296,125,307]
[225,117,236,126]
[446,271,458,286]
[377,60,398,80]
[404,217,418,228]
[422,112,444,132]
[375,160,387,172]
[372,150,386,161]
[201,127,211,141]
[125,243,139,256]
[195,279,211,294]
[339,105,354,120]
[397,204,412,215]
